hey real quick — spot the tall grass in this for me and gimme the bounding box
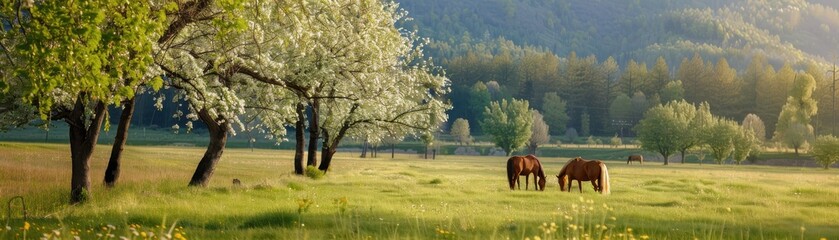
[1,142,838,239]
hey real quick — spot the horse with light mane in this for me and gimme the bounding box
[506,154,546,191]
[627,154,644,164]
[556,157,611,194]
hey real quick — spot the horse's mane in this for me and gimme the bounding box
[558,158,577,177]
[525,155,546,178]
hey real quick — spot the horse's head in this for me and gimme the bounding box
[556,174,567,191]
[538,176,546,191]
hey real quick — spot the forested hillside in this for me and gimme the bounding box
[397,0,839,139]
[399,0,839,66]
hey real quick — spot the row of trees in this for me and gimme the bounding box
[1,0,449,203]
[458,91,837,168]
[444,43,838,141]
[449,97,839,168]
[634,84,834,168]
[634,101,757,165]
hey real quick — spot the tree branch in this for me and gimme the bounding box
[158,0,213,45]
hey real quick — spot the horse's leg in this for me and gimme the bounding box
[597,178,602,192]
[567,179,573,192]
[525,174,530,190]
[591,179,599,193]
[513,170,519,190]
[577,180,583,193]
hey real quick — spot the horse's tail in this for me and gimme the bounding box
[600,162,611,194]
[506,158,516,190]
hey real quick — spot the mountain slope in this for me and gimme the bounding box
[398,0,839,67]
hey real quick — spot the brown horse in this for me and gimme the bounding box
[627,154,644,165]
[556,157,611,194]
[506,154,546,191]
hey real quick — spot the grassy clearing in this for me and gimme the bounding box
[1,142,838,239]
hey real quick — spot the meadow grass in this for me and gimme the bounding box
[1,141,838,239]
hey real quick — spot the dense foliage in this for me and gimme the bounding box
[399,0,839,137]
[480,99,533,156]
[400,0,839,66]
[812,135,839,169]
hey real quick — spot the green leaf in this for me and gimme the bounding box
[150,76,163,92]
[103,112,111,132]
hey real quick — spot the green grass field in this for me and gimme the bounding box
[1,142,838,239]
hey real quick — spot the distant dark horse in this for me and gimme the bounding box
[627,154,644,165]
[556,157,611,194]
[506,154,546,191]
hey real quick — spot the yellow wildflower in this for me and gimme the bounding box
[23,222,30,231]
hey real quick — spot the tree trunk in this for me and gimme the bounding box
[104,97,136,187]
[391,143,395,158]
[248,132,254,152]
[318,128,335,173]
[425,145,429,159]
[189,109,229,187]
[318,114,356,173]
[663,154,669,165]
[68,99,107,204]
[293,103,306,175]
[307,99,320,166]
[680,150,686,164]
[360,139,368,158]
[319,145,338,173]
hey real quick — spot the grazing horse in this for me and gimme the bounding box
[556,157,611,194]
[627,154,644,165]
[506,154,547,191]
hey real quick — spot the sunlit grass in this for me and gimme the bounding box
[1,142,838,239]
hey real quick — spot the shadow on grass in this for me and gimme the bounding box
[238,211,297,229]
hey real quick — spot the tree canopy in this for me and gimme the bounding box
[480,99,533,156]
[635,100,711,165]
[813,135,839,169]
[527,110,550,154]
[1,0,164,203]
[450,118,472,145]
